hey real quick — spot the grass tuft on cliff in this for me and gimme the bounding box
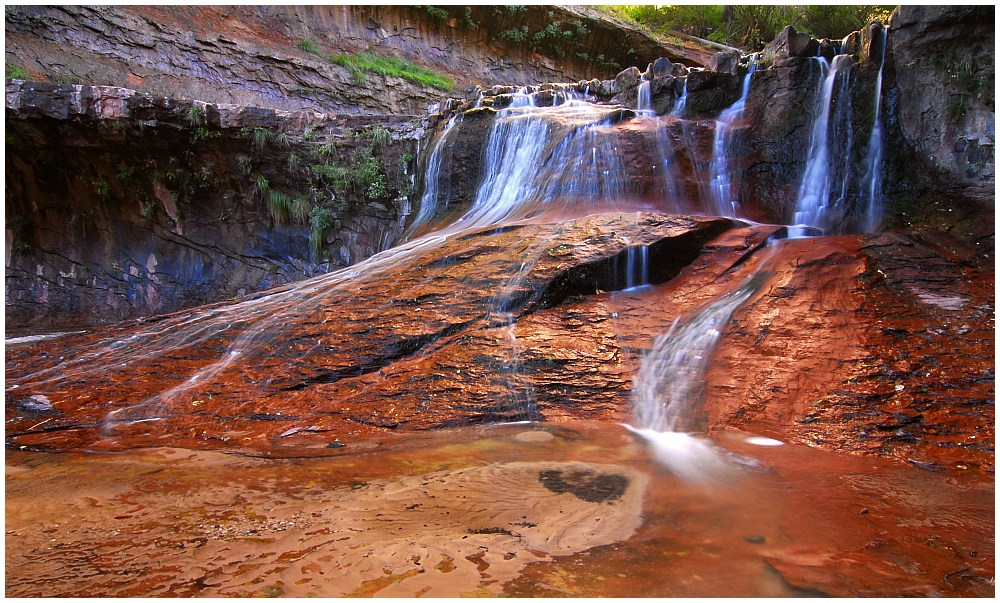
[330,50,454,91]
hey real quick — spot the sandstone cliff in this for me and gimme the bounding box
[5,5,714,115]
[5,5,995,331]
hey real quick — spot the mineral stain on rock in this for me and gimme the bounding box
[538,469,629,503]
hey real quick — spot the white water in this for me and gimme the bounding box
[636,79,654,117]
[626,269,770,478]
[631,271,767,433]
[14,47,891,456]
[407,114,460,235]
[860,26,887,232]
[670,78,688,118]
[790,55,853,237]
[708,65,756,217]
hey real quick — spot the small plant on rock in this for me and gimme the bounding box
[296,38,322,56]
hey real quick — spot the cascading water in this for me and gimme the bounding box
[791,26,888,237]
[636,79,654,117]
[624,268,771,480]
[407,114,460,235]
[790,55,853,237]
[13,29,893,475]
[708,64,756,218]
[859,25,887,232]
[669,78,688,118]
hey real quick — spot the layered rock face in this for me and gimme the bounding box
[5,81,419,331]
[4,5,712,116]
[887,5,995,204]
[7,6,994,328]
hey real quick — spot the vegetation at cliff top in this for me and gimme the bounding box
[330,50,454,91]
[604,5,896,50]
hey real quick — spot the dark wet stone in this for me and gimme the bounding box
[537,469,628,503]
[15,395,56,413]
[326,441,347,449]
[906,458,946,472]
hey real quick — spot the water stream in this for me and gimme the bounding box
[708,64,756,217]
[6,26,993,597]
[860,26,887,232]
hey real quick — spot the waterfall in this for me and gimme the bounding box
[460,99,631,229]
[636,79,654,116]
[670,78,688,118]
[790,55,853,237]
[625,269,770,480]
[407,114,460,235]
[631,272,766,432]
[859,25,887,232]
[708,65,756,217]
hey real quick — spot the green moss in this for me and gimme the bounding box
[329,50,454,91]
[6,64,28,80]
[309,206,336,257]
[296,38,321,56]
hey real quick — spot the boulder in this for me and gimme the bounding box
[613,65,643,94]
[645,57,674,79]
[764,25,818,59]
[708,49,742,75]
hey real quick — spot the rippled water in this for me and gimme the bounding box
[6,421,993,597]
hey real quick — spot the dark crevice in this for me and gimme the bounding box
[537,221,732,309]
[278,317,480,391]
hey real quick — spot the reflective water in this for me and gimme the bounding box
[6,422,993,597]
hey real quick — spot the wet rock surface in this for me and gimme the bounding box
[4,212,730,452]
[5,82,420,330]
[4,422,993,597]
[6,212,992,482]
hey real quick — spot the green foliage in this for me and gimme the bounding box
[609,4,895,51]
[330,50,454,91]
[461,7,478,29]
[946,94,969,123]
[498,26,529,44]
[115,163,135,182]
[238,154,253,174]
[255,174,270,198]
[140,198,156,219]
[493,6,527,16]
[314,142,337,160]
[186,105,205,127]
[425,6,448,20]
[309,206,336,257]
[6,64,28,79]
[290,196,312,224]
[250,126,272,155]
[932,48,995,110]
[92,176,111,201]
[8,214,31,236]
[311,163,348,189]
[355,156,388,199]
[267,189,293,225]
[296,38,321,56]
[191,127,219,143]
[363,125,393,151]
